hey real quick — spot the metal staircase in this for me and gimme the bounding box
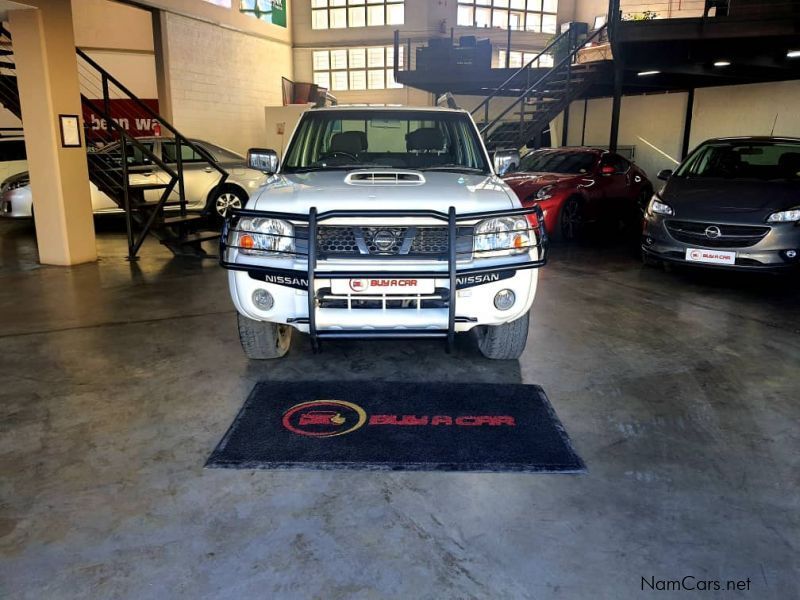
[473,23,609,151]
[0,25,227,260]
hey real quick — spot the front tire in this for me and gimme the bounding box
[237,313,292,359]
[210,186,247,224]
[475,312,530,360]
[551,196,582,242]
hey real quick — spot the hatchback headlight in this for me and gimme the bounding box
[235,217,294,256]
[473,216,531,256]
[767,209,800,223]
[648,195,674,216]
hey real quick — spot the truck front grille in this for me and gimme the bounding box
[309,225,467,258]
[317,287,450,309]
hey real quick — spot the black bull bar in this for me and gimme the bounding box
[220,205,548,352]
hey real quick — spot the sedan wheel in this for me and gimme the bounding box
[215,191,243,219]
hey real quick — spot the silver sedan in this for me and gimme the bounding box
[0,138,267,221]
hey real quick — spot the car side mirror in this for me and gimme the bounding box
[657,169,673,181]
[247,148,279,174]
[600,164,615,176]
[493,149,520,176]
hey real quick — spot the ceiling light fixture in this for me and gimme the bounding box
[637,70,660,76]
[787,50,800,58]
[714,60,731,67]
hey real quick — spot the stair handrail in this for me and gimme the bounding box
[82,95,180,180]
[75,48,228,183]
[479,23,608,139]
[470,27,571,119]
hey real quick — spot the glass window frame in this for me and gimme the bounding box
[456,0,557,33]
[311,0,404,30]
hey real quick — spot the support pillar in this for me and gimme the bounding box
[9,2,96,265]
[609,58,623,153]
[681,88,695,159]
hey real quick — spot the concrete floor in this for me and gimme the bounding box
[1,218,798,599]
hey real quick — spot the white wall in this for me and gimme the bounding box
[163,13,293,155]
[690,80,800,148]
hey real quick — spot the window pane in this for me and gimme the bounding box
[510,0,525,8]
[492,9,508,28]
[525,12,541,31]
[349,70,367,90]
[475,7,491,27]
[541,13,556,33]
[313,51,330,70]
[509,11,523,29]
[386,68,402,88]
[539,53,553,67]
[542,0,557,12]
[348,6,366,27]
[311,0,327,7]
[368,69,385,89]
[527,0,541,10]
[330,49,347,69]
[367,47,385,67]
[457,5,474,26]
[494,0,509,7]
[331,71,348,90]
[349,48,366,68]
[509,51,523,68]
[386,3,404,25]
[330,0,346,5]
[311,9,328,29]
[367,4,385,25]
[497,50,506,67]
[313,72,331,89]
[329,7,347,28]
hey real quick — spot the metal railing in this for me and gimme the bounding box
[619,0,799,20]
[477,23,608,147]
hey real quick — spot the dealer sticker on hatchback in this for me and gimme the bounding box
[685,248,736,265]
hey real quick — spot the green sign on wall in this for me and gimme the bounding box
[240,0,286,28]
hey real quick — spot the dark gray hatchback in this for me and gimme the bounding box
[642,137,800,271]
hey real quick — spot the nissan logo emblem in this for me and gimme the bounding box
[705,226,722,239]
[372,230,397,252]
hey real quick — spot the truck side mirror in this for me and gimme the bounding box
[657,169,673,181]
[248,148,279,174]
[493,149,520,176]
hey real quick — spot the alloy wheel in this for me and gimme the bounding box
[215,192,242,218]
[561,198,582,241]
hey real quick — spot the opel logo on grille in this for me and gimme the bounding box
[372,230,397,252]
[705,226,722,239]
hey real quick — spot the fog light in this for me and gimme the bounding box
[645,236,654,246]
[786,250,797,259]
[494,289,516,311]
[252,289,274,311]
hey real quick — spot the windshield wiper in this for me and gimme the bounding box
[420,165,487,174]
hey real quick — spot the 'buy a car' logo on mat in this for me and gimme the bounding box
[283,400,516,438]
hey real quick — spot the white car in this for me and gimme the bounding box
[220,106,548,360]
[0,138,267,221]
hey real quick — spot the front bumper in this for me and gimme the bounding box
[220,206,548,350]
[642,215,800,271]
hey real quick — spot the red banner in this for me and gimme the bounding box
[83,99,161,142]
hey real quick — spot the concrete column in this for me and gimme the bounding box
[152,9,174,123]
[9,1,96,265]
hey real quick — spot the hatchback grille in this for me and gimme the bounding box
[665,220,770,249]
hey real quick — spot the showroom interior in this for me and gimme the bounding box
[1,0,799,597]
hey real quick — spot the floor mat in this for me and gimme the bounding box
[206,381,586,473]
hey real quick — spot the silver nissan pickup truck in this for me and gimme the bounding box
[220,106,547,360]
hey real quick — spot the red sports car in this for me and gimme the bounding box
[503,147,653,241]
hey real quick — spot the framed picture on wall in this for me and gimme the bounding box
[59,114,82,148]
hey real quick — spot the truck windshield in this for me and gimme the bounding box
[282,110,490,174]
[675,141,800,181]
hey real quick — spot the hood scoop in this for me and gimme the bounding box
[345,170,426,186]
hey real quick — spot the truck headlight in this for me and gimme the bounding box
[235,217,294,256]
[648,195,674,216]
[473,216,531,256]
[767,209,800,223]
